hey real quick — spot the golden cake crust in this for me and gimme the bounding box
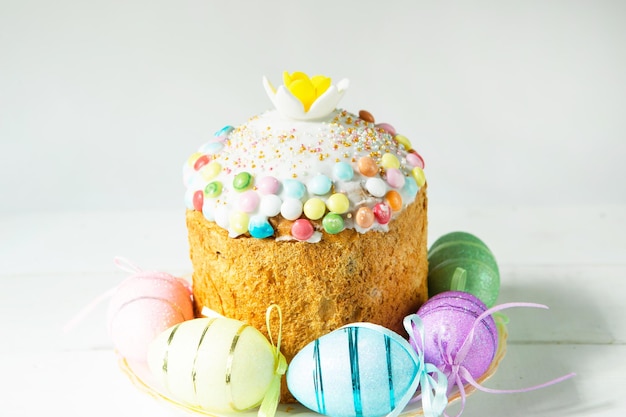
[187,186,428,375]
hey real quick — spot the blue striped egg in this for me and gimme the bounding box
[287,323,419,417]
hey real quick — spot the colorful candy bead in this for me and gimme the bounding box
[385,190,403,212]
[358,109,375,123]
[229,211,249,235]
[204,181,223,198]
[303,198,326,220]
[355,206,374,228]
[322,213,344,234]
[187,152,203,167]
[214,206,230,229]
[233,172,253,191]
[407,150,425,169]
[365,178,386,197]
[402,177,419,198]
[193,154,211,171]
[238,190,260,213]
[257,176,280,195]
[291,219,314,241]
[373,202,391,225]
[214,125,234,137]
[259,194,282,217]
[375,123,396,136]
[380,153,400,169]
[393,134,412,150]
[199,140,224,155]
[287,323,421,417]
[192,190,204,211]
[385,168,405,189]
[358,156,378,177]
[248,216,274,238]
[201,161,222,181]
[411,167,426,187]
[333,161,354,181]
[308,174,333,195]
[281,198,303,220]
[283,179,306,199]
[184,188,194,209]
[202,199,216,221]
[326,193,350,214]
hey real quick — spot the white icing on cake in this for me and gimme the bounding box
[183,108,425,241]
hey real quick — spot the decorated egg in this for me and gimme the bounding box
[148,316,283,412]
[427,231,500,307]
[412,291,497,392]
[107,269,194,362]
[287,323,423,417]
[410,292,576,416]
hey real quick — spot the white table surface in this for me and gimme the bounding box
[1,204,625,416]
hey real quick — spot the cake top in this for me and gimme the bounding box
[183,71,426,242]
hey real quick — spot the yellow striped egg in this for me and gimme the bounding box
[147,317,276,412]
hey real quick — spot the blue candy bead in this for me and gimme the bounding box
[214,125,234,137]
[333,161,354,181]
[199,141,224,155]
[402,176,419,198]
[283,179,306,199]
[308,174,333,195]
[248,216,274,239]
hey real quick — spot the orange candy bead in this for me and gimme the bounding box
[358,156,378,177]
[385,190,403,212]
[355,206,375,228]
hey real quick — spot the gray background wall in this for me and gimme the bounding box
[2,0,624,213]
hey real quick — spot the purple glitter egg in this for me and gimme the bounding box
[413,291,498,389]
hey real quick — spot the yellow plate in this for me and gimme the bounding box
[119,320,508,417]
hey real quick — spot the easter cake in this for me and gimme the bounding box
[182,71,429,383]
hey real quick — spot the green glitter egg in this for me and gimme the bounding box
[427,231,500,307]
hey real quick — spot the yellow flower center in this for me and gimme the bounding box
[283,71,331,112]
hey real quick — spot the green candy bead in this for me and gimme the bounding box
[204,181,223,198]
[233,172,253,191]
[427,231,500,307]
[322,213,344,234]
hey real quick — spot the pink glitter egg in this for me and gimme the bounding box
[412,291,497,392]
[107,270,194,362]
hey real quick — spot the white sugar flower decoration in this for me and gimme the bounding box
[263,71,349,120]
